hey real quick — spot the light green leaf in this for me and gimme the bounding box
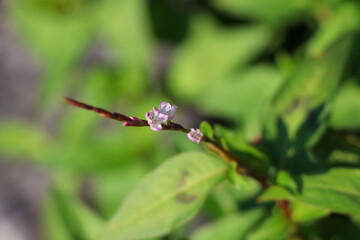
[227,162,254,190]
[330,80,360,129]
[95,0,153,96]
[169,15,272,101]
[307,3,360,57]
[10,3,89,107]
[200,121,214,140]
[296,168,360,215]
[42,195,72,240]
[98,152,228,240]
[191,208,265,240]
[197,65,284,139]
[276,170,298,193]
[247,207,291,240]
[52,178,105,240]
[291,201,330,223]
[258,186,294,202]
[209,181,262,216]
[214,125,267,161]
[94,165,149,219]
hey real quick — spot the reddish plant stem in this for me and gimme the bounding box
[277,200,292,221]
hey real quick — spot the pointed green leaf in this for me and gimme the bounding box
[296,168,360,216]
[291,201,330,223]
[258,186,294,202]
[98,152,228,240]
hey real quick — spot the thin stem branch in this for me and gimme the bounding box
[63,97,267,186]
[64,98,291,221]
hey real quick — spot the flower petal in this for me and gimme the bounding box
[168,105,178,120]
[150,123,162,131]
[187,128,203,143]
[159,102,171,112]
[157,113,168,123]
[145,112,152,121]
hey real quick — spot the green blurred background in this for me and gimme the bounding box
[0,0,359,239]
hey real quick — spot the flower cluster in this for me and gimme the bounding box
[145,102,202,143]
[145,102,177,131]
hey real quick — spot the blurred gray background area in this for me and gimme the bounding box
[0,5,46,240]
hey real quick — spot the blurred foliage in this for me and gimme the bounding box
[0,0,360,239]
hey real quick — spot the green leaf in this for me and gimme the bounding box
[296,168,360,215]
[227,162,254,190]
[169,15,272,102]
[352,215,360,229]
[10,3,89,107]
[258,186,294,202]
[191,208,265,240]
[307,3,360,57]
[98,152,228,240]
[262,118,291,168]
[291,201,330,223]
[93,165,149,219]
[272,34,352,137]
[258,186,330,222]
[276,170,298,193]
[95,0,153,96]
[330,80,360,129]
[311,129,360,168]
[211,0,312,26]
[200,121,214,140]
[318,214,360,239]
[247,207,291,240]
[42,195,72,240]
[196,65,284,139]
[209,181,262,216]
[261,168,360,216]
[214,125,267,161]
[52,177,105,240]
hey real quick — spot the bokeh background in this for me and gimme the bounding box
[0,0,360,239]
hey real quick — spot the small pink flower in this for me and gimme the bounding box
[145,102,177,131]
[187,128,203,143]
[145,107,168,131]
[159,102,178,121]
